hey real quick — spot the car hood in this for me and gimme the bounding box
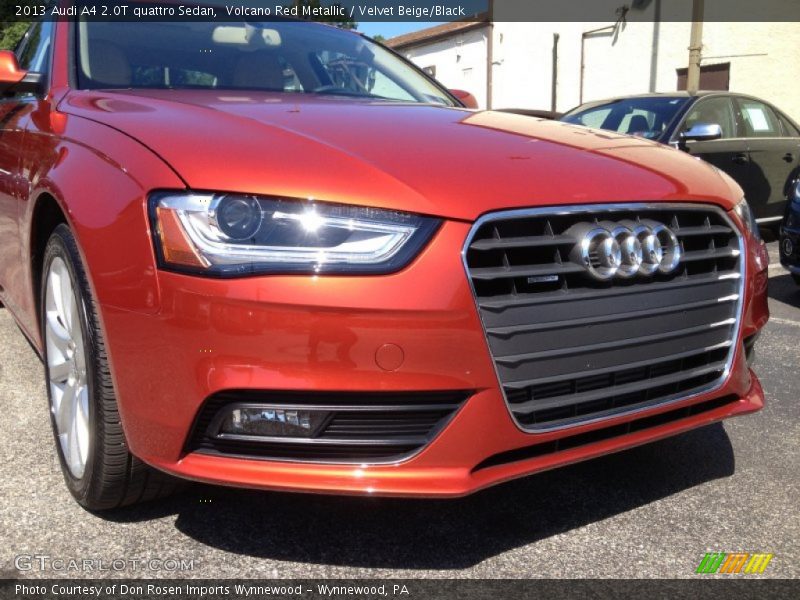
[61,90,737,221]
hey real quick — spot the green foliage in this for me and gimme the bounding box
[372,34,387,43]
[0,22,29,51]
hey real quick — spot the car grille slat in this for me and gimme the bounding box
[512,361,728,415]
[674,225,733,237]
[478,272,738,314]
[469,234,577,251]
[464,204,743,430]
[486,294,738,336]
[494,319,735,365]
[503,341,733,390]
[469,262,586,281]
[681,247,740,263]
[499,328,733,384]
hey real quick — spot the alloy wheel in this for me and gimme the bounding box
[44,256,90,479]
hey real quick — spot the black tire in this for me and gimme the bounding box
[41,224,181,510]
[793,273,800,286]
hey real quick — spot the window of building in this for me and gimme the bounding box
[676,62,731,91]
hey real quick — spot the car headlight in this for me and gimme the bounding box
[150,193,441,276]
[733,197,761,241]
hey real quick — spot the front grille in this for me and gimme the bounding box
[464,203,743,430]
[186,390,468,462]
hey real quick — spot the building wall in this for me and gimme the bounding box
[399,19,800,122]
[398,28,489,109]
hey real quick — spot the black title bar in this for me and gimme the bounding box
[2,579,800,600]
[4,0,800,23]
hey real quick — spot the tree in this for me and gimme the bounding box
[0,0,30,49]
[0,22,29,50]
[372,34,386,43]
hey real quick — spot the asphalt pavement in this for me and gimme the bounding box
[0,240,797,580]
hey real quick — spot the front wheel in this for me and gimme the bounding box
[41,224,180,510]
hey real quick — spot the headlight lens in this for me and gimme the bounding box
[733,197,761,241]
[150,193,441,276]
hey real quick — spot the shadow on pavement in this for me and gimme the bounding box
[103,423,735,569]
[768,273,800,308]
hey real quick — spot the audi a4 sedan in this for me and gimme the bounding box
[562,93,800,225]
[0,17,769,509]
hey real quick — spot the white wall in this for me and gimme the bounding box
[399,18,800,122]
[399,28,489,108]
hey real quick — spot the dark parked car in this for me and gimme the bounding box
[780,182,800,285]
[562,92,800,224]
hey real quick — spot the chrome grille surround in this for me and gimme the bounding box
[462,203,745,432]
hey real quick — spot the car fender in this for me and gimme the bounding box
[20,110,185,340]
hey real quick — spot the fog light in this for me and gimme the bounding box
[219,407,328,437]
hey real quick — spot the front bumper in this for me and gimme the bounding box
[98,218,767,497]
[146,376,762,497]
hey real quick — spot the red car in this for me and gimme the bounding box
[0,17,769,510]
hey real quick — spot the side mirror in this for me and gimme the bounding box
[680,122,723,143]
[0,50,42,95]
[449,89,479,110]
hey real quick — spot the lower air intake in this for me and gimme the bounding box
[186,390,468,463]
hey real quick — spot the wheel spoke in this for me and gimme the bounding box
[75,385,90,466]
[67,399,81,475]
[50,263,68,331]
[56,382,75,435]
[60,272,77,337]
[48,359,72,385]
[73,323,86,370]
[45,311,71,357]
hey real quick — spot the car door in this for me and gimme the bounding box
[673,95,751,202]
[0,21,53,314]
[734,96,800,223]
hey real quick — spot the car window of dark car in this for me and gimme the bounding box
[561,97,689,140]
[777,112,800,137]
[682,97,737,138]
[736,98,781,138]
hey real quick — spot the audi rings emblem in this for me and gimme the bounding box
[567,219,682,281]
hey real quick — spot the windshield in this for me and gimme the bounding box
[561,97,691,140]
[76,19,456,106]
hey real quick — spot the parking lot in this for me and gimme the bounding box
[0,240,797,580]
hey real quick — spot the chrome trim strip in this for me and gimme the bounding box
[461,202,746,434]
